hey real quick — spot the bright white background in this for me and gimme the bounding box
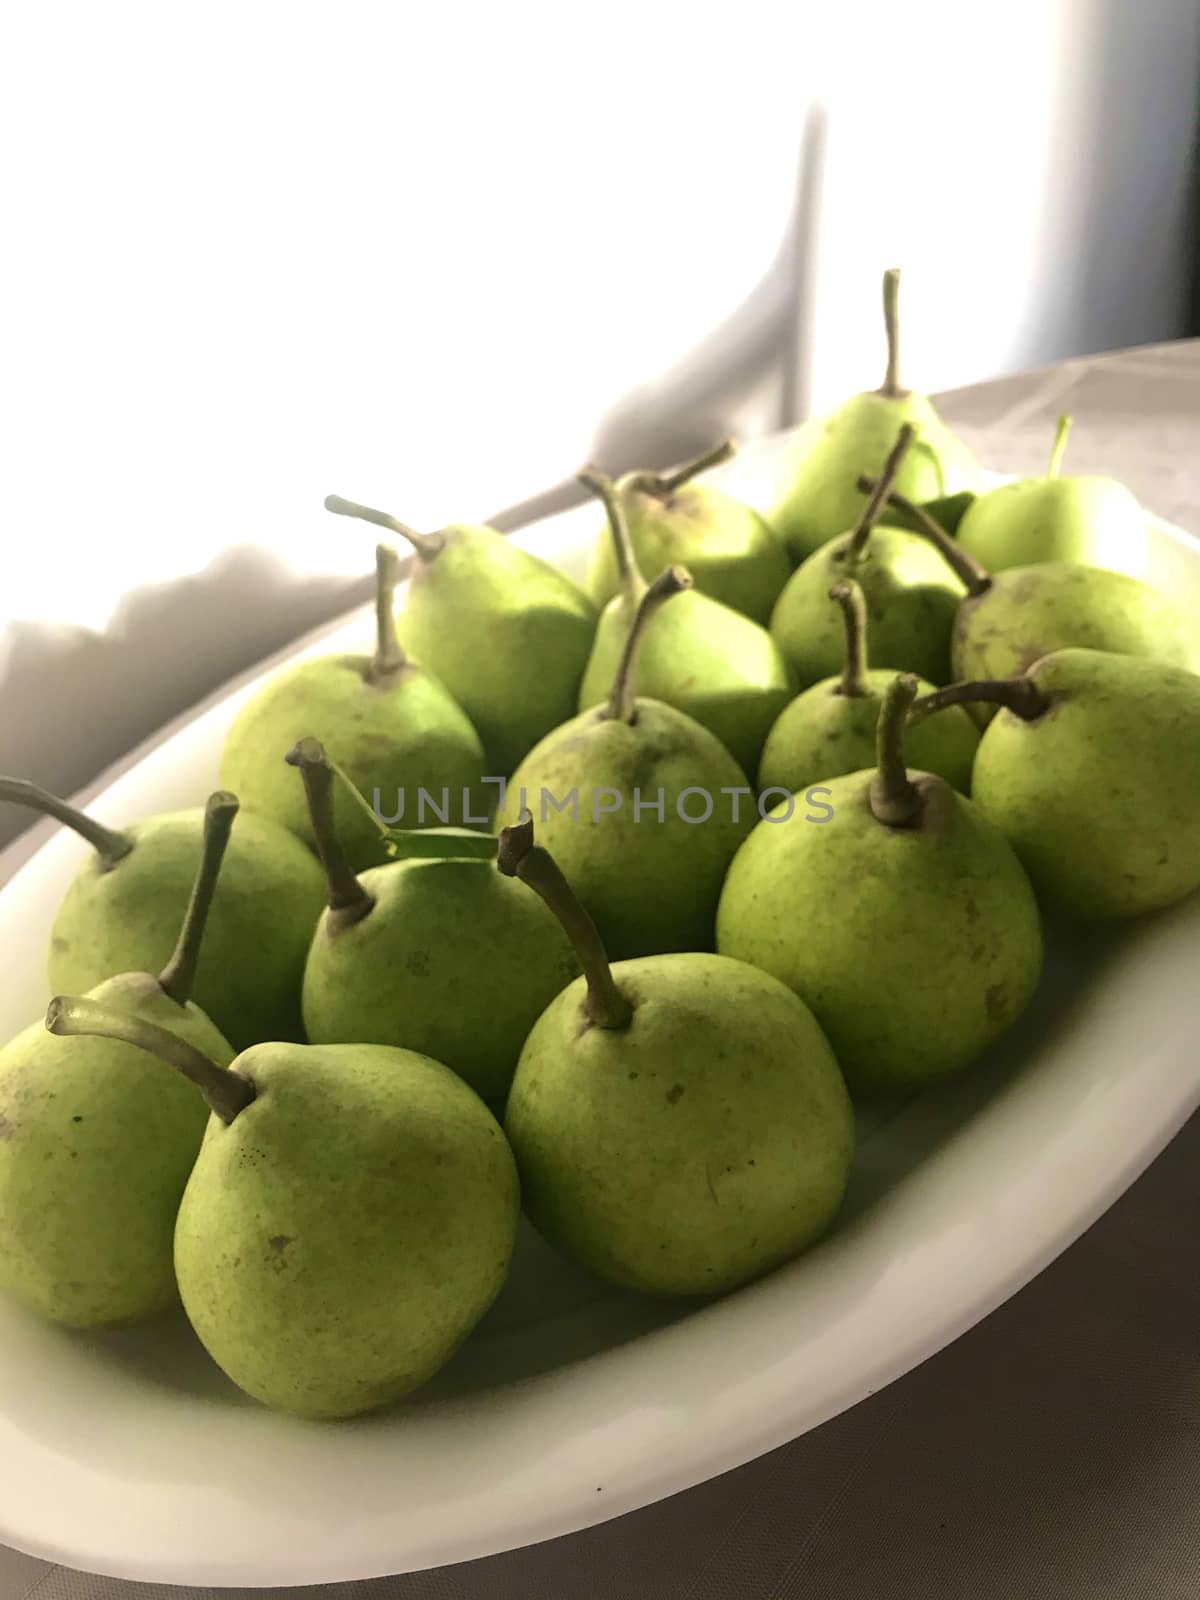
[0,0,1197,839]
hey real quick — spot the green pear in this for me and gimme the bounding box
[771,423,967,688]
[576,465,794,774]
[287,739,577,1103]
[912,649,1200,920]
[498,567,753,959]
[46,998,520,1419]
[0,794,237,1327]
[865,483,1200,725]
[759,580,978,795]
[325,495,597,775]
[498,815,854,1295]
[769,268,980,562]
[0,778,324,1050]
[957,415,1148,577]
[717,676,1043,1091]
[584,440,791,623]
[221,546,488,871]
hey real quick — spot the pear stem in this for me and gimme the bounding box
[879,267,906,398]
[909,676,1050,725]
[1046,413,1072,478]
[0,777,134,868]
[650,438,737,496]
[367,545,407,682]
[45,996,254,1124]
[578,464,648,608]
[497,815,632,1031]
[849,423,916,561]
[855,478,992,596]
[869,674,923,828]
[603,565,693,725]
[830,580,870,697]
[157,792,239,1006]
[285,739,375,931]
[324,495,446,562]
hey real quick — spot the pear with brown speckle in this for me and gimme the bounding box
[718,675,1042,1090]
[499,815,854,1296]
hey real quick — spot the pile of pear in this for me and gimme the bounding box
[2,268,1199,1424]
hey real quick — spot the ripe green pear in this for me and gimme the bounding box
[956,415,1148,577]
[585,441,791,623]
[499,568,753,959]
[497,819,854,1296]
[769,270,979,562]
[288,741,577,1103]
[770,423,966,688]
[0,795,238,1327]
[221,547,488,871]
[759,581,977,794]
[0,779,325,1051]
[501,700,751,959]
[862,484,1200,729]
[577,465,793,775]
[717,676,1043,1090]
[46,1003,520,1420]
[326,496,598,775]
[177,1043,518,1419]
[759,670,977,794]
[942,650,1200,920]
[953,563,1198,699]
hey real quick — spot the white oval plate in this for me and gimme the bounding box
[0,435,1198,1586]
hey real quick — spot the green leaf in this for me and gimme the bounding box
[383,828,499,862]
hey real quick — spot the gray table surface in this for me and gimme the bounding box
[2,341,1198,1599]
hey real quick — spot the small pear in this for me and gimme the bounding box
[770,424,967,688]
[911,649,1200,920]
[863,484,1200,725]
[498,568,753,958]
[576,465,794,774]
[325,495,597,775]
[498,816,854,1296]
[956,415,1148,577]
[45,999,520,1420]
[0,778,325,1050]
[221,545,488,870]
[717,676,1043,1090]
[288,739,577,1103]
[0,794,237,1327]
[769,268,980,562]
[585,440,791,623]
[759,579,978,795]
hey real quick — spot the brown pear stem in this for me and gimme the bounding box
[46,996,254,1124]
[285,738,375,931]
[855,478,993,596]
[324,494,446,562]
[367,544,407,681]
[649,438,737,496]
[157,792,239,1006]
[0,777,134,868]
[909,677,1050,725]
[1046,413,1072,478]
[578,464,648,607]
[869,674,923,828]
[603,565,693,724]
[849,423,916,561]
[497,815,632,1031]
[879,267,907,398]
[830,581,870,697]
